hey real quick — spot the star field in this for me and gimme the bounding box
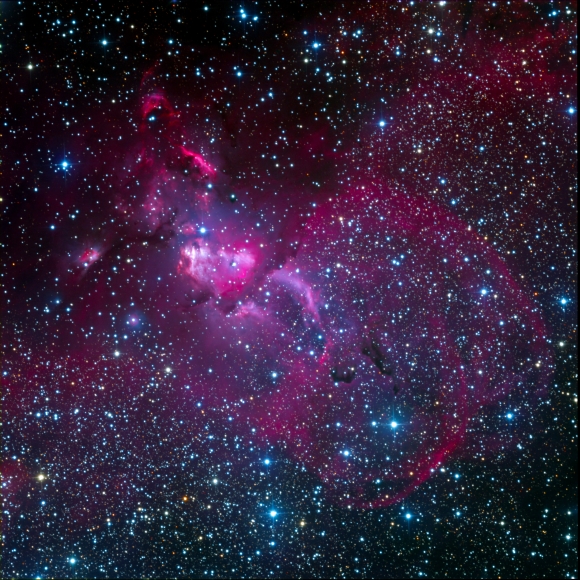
[2,1,577,578]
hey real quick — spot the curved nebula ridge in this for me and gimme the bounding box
[237,186,551,508]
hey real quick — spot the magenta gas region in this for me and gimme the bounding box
[53,89,553,509]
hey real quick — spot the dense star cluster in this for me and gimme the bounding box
[2,1,577,578]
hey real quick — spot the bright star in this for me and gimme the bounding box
[391,421,398,428]
[270,510,277,517]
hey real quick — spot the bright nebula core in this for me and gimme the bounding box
[2,2,576,578]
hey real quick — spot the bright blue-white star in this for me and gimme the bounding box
[269,510,277,517]
[390,421,398,428]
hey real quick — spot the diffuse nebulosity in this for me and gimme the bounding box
[50,85,552,508]
[2,1,575,577]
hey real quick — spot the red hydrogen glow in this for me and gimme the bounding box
[6,83,553,511]
[256,188,551,507]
